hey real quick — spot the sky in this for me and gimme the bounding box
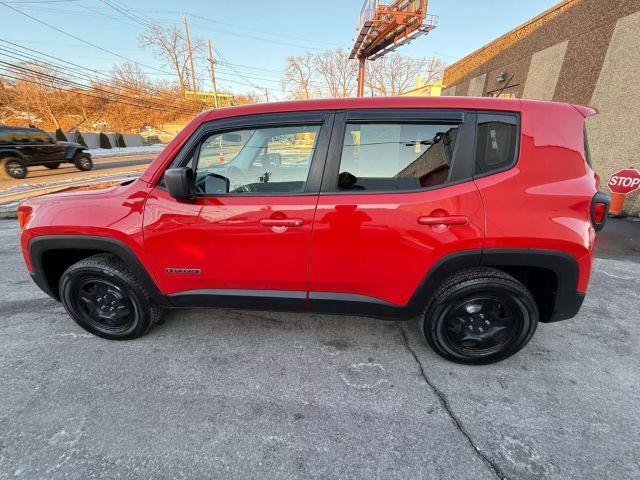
[0,0,560,98]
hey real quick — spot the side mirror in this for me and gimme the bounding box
[164,167,195,201]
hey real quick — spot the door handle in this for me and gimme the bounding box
[417,215,469,226]
[259,218,303,227]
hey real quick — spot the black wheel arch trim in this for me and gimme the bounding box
[28,235,169,306]
[308,248,583,322]
[65,145,89,160]
[0,149,28,162]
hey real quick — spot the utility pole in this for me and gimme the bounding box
[264,88,270,102]
[182,14,197,92]
[207,39,219,108]
[357,58,366,97]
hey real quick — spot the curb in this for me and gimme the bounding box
[0,201,19,219]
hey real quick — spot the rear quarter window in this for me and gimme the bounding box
[475,113,518,176]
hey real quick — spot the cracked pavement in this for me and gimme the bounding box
[1,218,639,479]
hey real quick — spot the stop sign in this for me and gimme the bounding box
[608,168,640,195]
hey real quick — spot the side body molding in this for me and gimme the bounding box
[28,235,583,322]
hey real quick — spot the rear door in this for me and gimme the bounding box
[29,129,62,165]
[308,109,485,311]
[143,111,333,305]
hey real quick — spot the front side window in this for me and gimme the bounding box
[191,124,321,194]
[9,130,30,144]
[336,122,460,191]
[30,130,53,144]
[475,114,518,175]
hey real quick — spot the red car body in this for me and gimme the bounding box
[19,96,608,335]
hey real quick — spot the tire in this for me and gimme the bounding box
[0,157,27,179]
[420,267,538,365]
[44,163,61,169]
[73,152,93,171]
[59,253,163,340]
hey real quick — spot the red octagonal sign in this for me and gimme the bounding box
[608,168,640,195]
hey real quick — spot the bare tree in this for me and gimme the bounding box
[314,48,357,98]
[10,62,68,129]
[111,62,151,94]
[139,23,205,92]
[365,53,444,96]
[282,53,316,100]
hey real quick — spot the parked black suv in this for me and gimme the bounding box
[0,126,93,179]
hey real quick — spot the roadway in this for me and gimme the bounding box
[0,154,155,204]
[0,218,639,479]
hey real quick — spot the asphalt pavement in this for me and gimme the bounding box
[0,219,639,479]
[0,155,154,200]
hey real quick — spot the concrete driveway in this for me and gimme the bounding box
[1,219,639,479]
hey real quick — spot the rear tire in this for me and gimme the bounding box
[0,157,27,179]
[73,152,93,171]
[421,267,538,364]
[44,163,61,169]
[59,254,162,340]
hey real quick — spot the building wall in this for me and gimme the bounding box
[442,0,640,215]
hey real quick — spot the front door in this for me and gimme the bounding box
[308,109,485,310]
[143,112,333,305]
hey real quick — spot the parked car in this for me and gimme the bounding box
[0,126,92,179]
[17,97,610,364]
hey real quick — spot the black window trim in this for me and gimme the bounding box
[472,110,521,180]
[320,108,477,195]
[164,110,335,197]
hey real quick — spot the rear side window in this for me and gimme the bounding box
[475,114,518,176]
[337,122,460,191]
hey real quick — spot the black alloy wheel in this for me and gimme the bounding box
[72,276,137,336]
[59,254,162,339]
[441,295,523,357]
[422,268,538,364]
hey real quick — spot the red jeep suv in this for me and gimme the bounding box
[17,97,609,364]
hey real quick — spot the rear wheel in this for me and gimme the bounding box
[59,254,162,340]
[421,268,538,364]
[44,163,61,169]
[73,152,93,171]
[0,157,27,179]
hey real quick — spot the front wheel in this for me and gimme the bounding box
[73,153,93,171]
[421,268,538,364]
[59,254,162,340]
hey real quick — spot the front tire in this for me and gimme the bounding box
[73,152,93,171]
[421,268,538,364]
[0,157,27,179]
[59,254,162,340]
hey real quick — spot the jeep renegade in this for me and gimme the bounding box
[17,97,610,364]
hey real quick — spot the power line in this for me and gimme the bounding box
[131,8,345,48]
[0,2,175,76]
[0,41,200,114]
[0,72,196,114]
[0,62,197,115]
